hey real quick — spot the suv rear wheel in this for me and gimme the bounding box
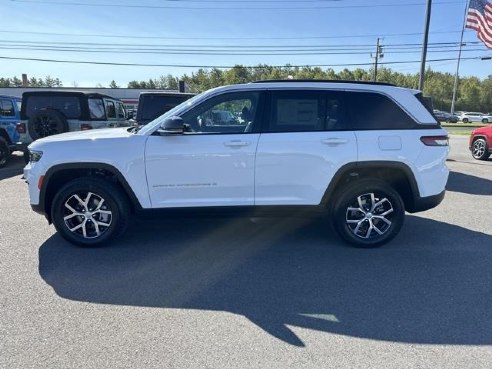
[51,177,130,247]
[332,179,405,247]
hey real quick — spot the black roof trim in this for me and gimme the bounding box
[139,91,196,96]
[251,79,396,87]
[21,90,121,100]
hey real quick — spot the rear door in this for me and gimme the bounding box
[255,89,357,206]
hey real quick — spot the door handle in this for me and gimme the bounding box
[321,138,349,145]
[224,140,250,147]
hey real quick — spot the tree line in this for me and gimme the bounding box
[128,66,492,113]
[1,66,491,112]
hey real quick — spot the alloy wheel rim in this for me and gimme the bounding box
[63,191,113,239]
[34,116,61,137]
[473,141,485,158]
[345,192,394,239]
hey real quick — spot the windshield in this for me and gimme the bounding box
[138,90,208,135]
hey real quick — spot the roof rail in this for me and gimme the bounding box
[251,79,396,87]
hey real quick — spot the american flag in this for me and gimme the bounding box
[466,0,492,49]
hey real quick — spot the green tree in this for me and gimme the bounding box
[458,77,482,111]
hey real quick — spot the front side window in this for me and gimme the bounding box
[88,98,105,119]
[106,101,116,118]
[0,99,15,117]
[116,102,125,119]
[181,92,260,134]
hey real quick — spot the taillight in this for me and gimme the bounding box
[16,122,26,134]
[38,175,45,190]
[420,135,449,146]
[80,123,93,130]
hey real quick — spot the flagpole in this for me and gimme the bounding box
[450,0,470,115]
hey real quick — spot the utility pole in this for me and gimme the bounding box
[418,0,432,91]
[451,0,470,114]
[372,38,383,81]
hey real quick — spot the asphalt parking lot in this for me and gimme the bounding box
[1,135,491,369]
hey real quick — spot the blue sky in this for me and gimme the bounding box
[1,0,491,87]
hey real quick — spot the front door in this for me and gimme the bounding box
[145,91,263,208]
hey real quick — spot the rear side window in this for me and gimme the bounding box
[0,99,15,117]
[347,92,416,129]
[267,90,326,132]
[25,95,81,119]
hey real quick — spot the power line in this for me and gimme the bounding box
[1,44,486,55]
[0,39,480,48]
[0,29,465,41]
[10,0,464,10]
[0,55,484,69]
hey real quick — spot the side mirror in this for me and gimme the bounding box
[159,116,184,134]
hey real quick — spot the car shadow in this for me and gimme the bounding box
[0,152,25,181]
[446,170,492,195]
[38,215,492,347]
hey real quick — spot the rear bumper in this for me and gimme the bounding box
[407,190,445,213]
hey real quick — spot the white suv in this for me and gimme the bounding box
[23,81,449,248]
[459,112,491,123]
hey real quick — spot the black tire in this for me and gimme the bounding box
[0,137,9,168]
[23,150,30,164]
[332,179,405,248]
[51,177,130,247]
[482,118,489,123]
[471,138,490,160]
[462,118,469,123]
[28,109,68,140]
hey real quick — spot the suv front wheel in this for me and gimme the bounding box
[332,179,405,247]
[51,177,130,247]
[471,138,490,160]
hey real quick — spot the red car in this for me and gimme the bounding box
[469,126,492,160]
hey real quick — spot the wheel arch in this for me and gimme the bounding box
[471,134,489,143]
[40,163,142,223]
[321,161,420,213]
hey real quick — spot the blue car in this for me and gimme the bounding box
[0,95,24,167]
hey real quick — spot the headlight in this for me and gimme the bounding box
[28,150,43,162]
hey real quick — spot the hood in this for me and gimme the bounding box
[31,127,133,145]
[472,126,492,135]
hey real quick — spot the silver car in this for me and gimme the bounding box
[459,112,492,123]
